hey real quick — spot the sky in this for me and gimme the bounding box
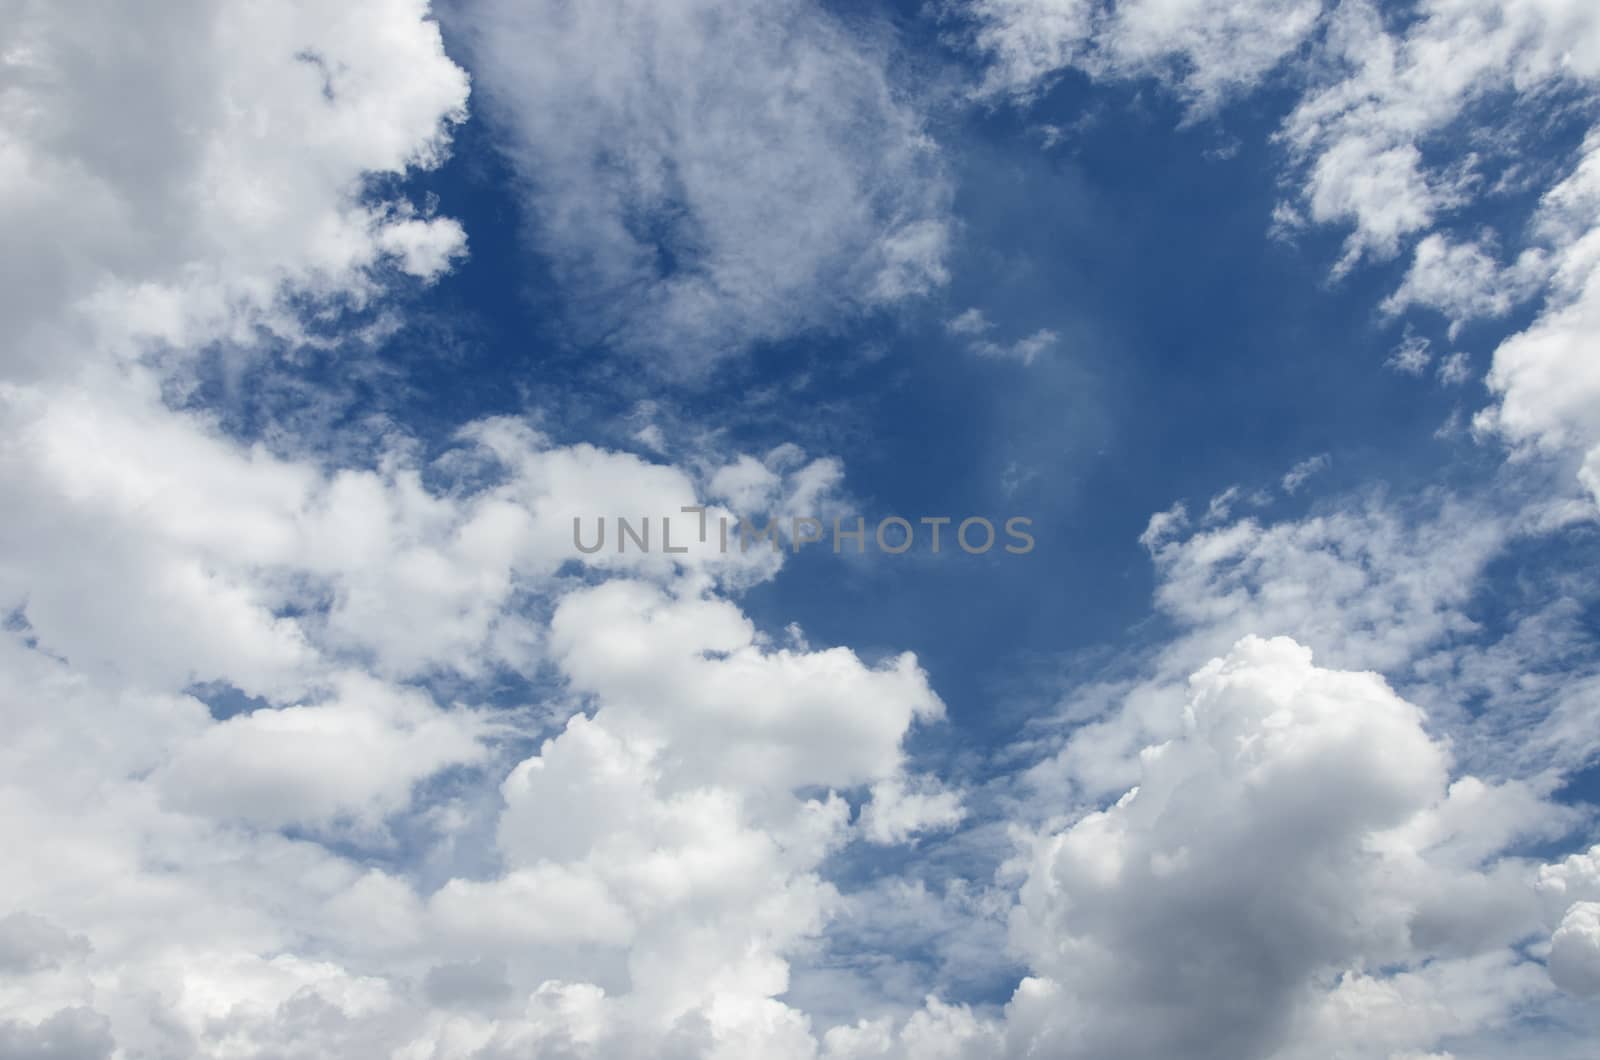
[4,0,1600,1057]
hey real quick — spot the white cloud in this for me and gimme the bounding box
[0,0,469,379]
[1387,331,1434,376]
[1383,234,1548,335]
[1437,351,1473,386]
[859,776,967,845]
[1000,636,1533,1059]
[1281,453,1330,493]
[1478,132,1600,506]
[0,4,958,1054]
[946,307,1056,365]
[1538,846,1600,997]
[7,2,1600,1057]
[945,308,992,338]
[1549,902,1600,997]
[154,673,489,831]
[462,0,951,368]
[972,328,1058,366]
[815,625,1586,1059]
[968,0,1325,111]
[1278,0,1600,273]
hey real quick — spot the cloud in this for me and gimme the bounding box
[1280,453,1330,494]
[1003,636,1508,1059]
[859,775,967,845]
[1387,331,1434,376]
[0,914,90,975]
[0,1007,114,1060]
[1538,846,1600,997]
[1478,132,1600,506]
[1549,902,1600,997]
[945,308,1057,365]
[7,1,1600,1056]
[967,0,1325,111]
[0,0,469,379]
[1276,0,1600,273]
[0,5,955,1053]
[1438,351,1473,386]
[825,466,1600,1054]
[1382,234,1548,336]
[462,0,951,368]
[818,630,1581,1059]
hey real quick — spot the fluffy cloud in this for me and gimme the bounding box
[1277,0,1600,272]
[858,776,968,846]
[1477,133,1600,506]
[808,628,1587,1060]
[1003,636,1530,1059]
[0,3,946,1054]
[461,0,951,368]
[1382,234,1547,335]
[0,0,469,378]
[1548,902,1600,998]
[1538,846,1600,998]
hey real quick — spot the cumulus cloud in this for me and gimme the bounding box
[859,775,967,845]
[0,0,469,379]
[461,0,951,368]
[1382,234,1548,335]
[1549,902,1600,997]
[0,3,951,1053]
[1477,132,1600,506]
[1002,636,1525,1059]
[816,624,1584,1059]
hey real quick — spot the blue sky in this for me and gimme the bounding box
[5,1,1600,1058]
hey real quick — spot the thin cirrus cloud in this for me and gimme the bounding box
[460,0,954,371]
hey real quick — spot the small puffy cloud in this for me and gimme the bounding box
[859,775,967,845]
[1537,845,1600,996]
[547,580,944,793]
[1383,234,1547,335]
[154,674,488,831]
[1138,502,1189,550]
